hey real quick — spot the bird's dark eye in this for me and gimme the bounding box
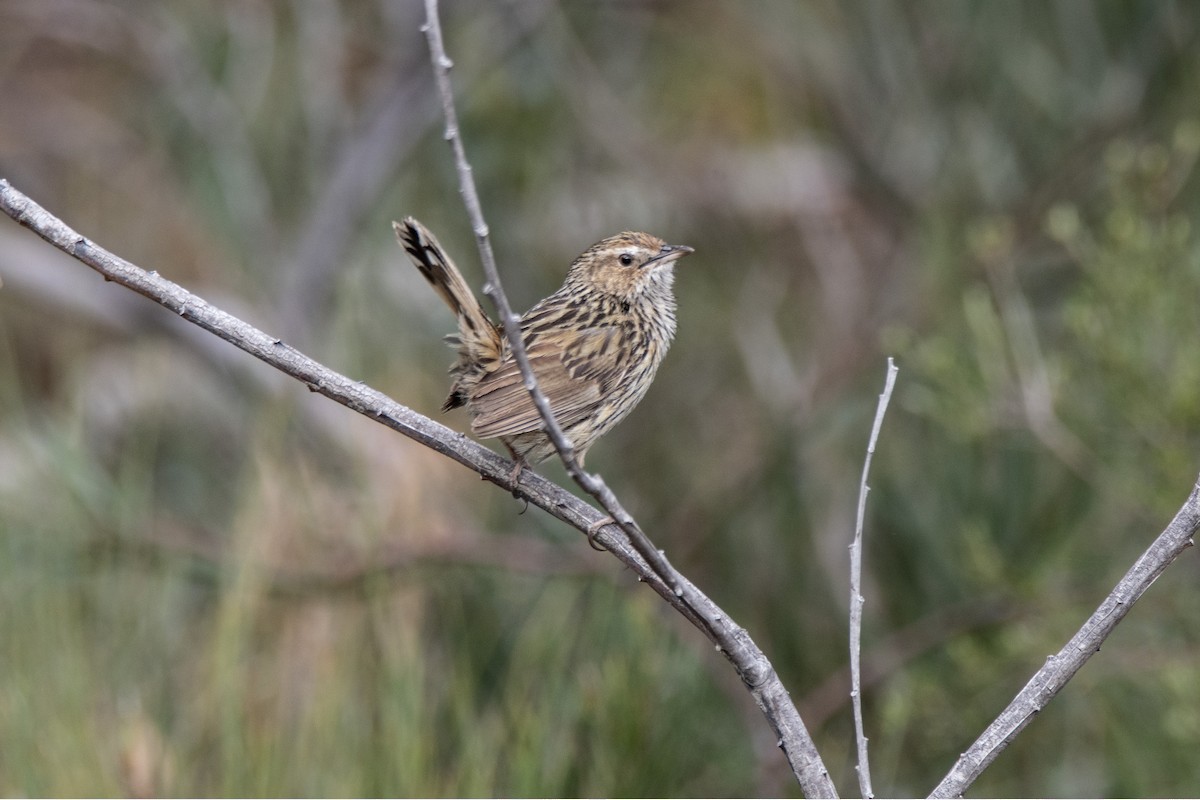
[619,253,634,266]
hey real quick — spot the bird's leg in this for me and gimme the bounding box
[507,458,527,491]
[500,442,529,495]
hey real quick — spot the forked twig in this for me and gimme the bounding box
[0,181,835,800]
[418,2,835,795]
[849,357,898,799]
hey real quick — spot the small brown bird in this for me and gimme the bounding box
[395,217,692,479]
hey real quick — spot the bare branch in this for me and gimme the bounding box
[929,476,1200,798]
[418,3,836,795]
[0,176,835,797]
[849,357,898,799]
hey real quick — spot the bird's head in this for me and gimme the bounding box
[564,231,693,301]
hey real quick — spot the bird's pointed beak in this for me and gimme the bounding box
[646,243,694,267]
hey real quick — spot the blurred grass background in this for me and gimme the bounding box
[2,0,1200,796]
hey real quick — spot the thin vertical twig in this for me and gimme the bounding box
[416,3,837,795]
[849,357,898,799]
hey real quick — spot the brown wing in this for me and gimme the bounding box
[469,325,627,438]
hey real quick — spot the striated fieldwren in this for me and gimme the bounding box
[395,217,692,478]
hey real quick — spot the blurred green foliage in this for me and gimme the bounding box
[2,1,1200,796]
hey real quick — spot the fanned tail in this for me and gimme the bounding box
[394,217,496,342]
[393,217,501,410]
